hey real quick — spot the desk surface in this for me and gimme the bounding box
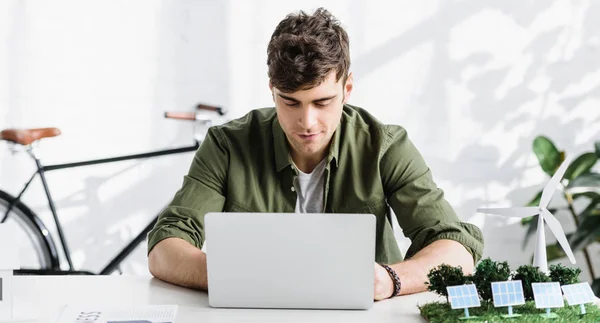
[10,275,442,322]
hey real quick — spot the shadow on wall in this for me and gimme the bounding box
[22,1,231,274]
[90,0,229,274]
[351,0,599,158]
[350,0,600,271]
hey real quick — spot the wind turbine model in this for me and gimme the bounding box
[477,156,576,273]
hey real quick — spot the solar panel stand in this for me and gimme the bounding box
[458,308,480,320]
[539,308,559,319]
[580,304,586,315]
[500,305,522,319]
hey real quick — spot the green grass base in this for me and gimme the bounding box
[539,312,559,319]
[419,300,600,322]
[458,315,480,320]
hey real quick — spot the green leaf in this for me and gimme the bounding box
[568,205,600,251]
[564,152,598,180]
[566,172,600,196]
[521,216,535,225]
[595,141,600,158]
[546,243,567,261]
[533,136,562,176]
[572,191,600,201]
[526,190,543,207]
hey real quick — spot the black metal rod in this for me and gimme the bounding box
[35,159,75,270]
[99,216,158,275]
[42,143,199,172]
[15,268,95,275]
[1,172,37,223]
[14,142,199,274]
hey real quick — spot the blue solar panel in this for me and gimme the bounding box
[561,283,596,306]
[491,280,526,307]
[532,282,564,309]
[447,284,481,309]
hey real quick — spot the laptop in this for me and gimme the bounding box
[204,212,376,310]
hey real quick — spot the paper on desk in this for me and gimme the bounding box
[54,304,178,323]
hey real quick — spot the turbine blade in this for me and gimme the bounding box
[540,209,577,264]
[476,207,541,218]
[540,156,572,208]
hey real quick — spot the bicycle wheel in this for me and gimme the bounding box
[0,189,59,270]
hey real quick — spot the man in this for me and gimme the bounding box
[147,7,484,301]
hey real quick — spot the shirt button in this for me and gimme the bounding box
[291,186,295,192]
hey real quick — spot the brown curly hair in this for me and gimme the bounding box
[267,8,350,93]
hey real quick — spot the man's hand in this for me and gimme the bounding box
[374,263,394,301]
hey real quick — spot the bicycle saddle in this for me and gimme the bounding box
[0,128,61,145]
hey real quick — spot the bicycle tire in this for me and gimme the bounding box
[0,189,60,270]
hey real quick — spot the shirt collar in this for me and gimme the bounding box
[273,117,292,172]
[327,123,340,168]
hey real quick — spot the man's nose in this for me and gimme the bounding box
[299,106,318,130]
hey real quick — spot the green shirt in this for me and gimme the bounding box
[147,104,484,264]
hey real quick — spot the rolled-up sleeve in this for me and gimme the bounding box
[147,127,229,254]
[380,126,484,262]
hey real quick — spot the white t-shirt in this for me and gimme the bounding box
[293,159,327,213]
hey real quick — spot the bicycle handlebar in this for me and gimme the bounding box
[165,103,226,121]
[197,103,226,116]
[164,112,196,120]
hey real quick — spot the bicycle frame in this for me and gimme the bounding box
[2,141,199,275]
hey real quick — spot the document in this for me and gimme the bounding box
[54,305,178,323]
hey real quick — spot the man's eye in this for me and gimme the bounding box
[315,101,331,107]
[284,101,299,107]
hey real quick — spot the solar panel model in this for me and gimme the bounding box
[446,284,481,319]
[532,282,564,319]
[491,280,526,318]
[561,282,596,315]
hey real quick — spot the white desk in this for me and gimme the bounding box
[10,275,443,322]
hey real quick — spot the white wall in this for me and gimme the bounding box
[1,0,599,282]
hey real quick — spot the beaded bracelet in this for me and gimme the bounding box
[381,264,401,298]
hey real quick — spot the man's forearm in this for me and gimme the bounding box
[148,237,208,290]
[390,239,475,295]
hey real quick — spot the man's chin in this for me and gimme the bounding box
[294,143,322,155]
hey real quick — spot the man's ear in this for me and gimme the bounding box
[343,72,354,104]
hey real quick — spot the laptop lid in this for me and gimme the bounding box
[205,212,376,310]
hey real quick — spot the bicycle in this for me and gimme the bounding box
[0,104,226,275]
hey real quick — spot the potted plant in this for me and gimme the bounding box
[521,136,600,295]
